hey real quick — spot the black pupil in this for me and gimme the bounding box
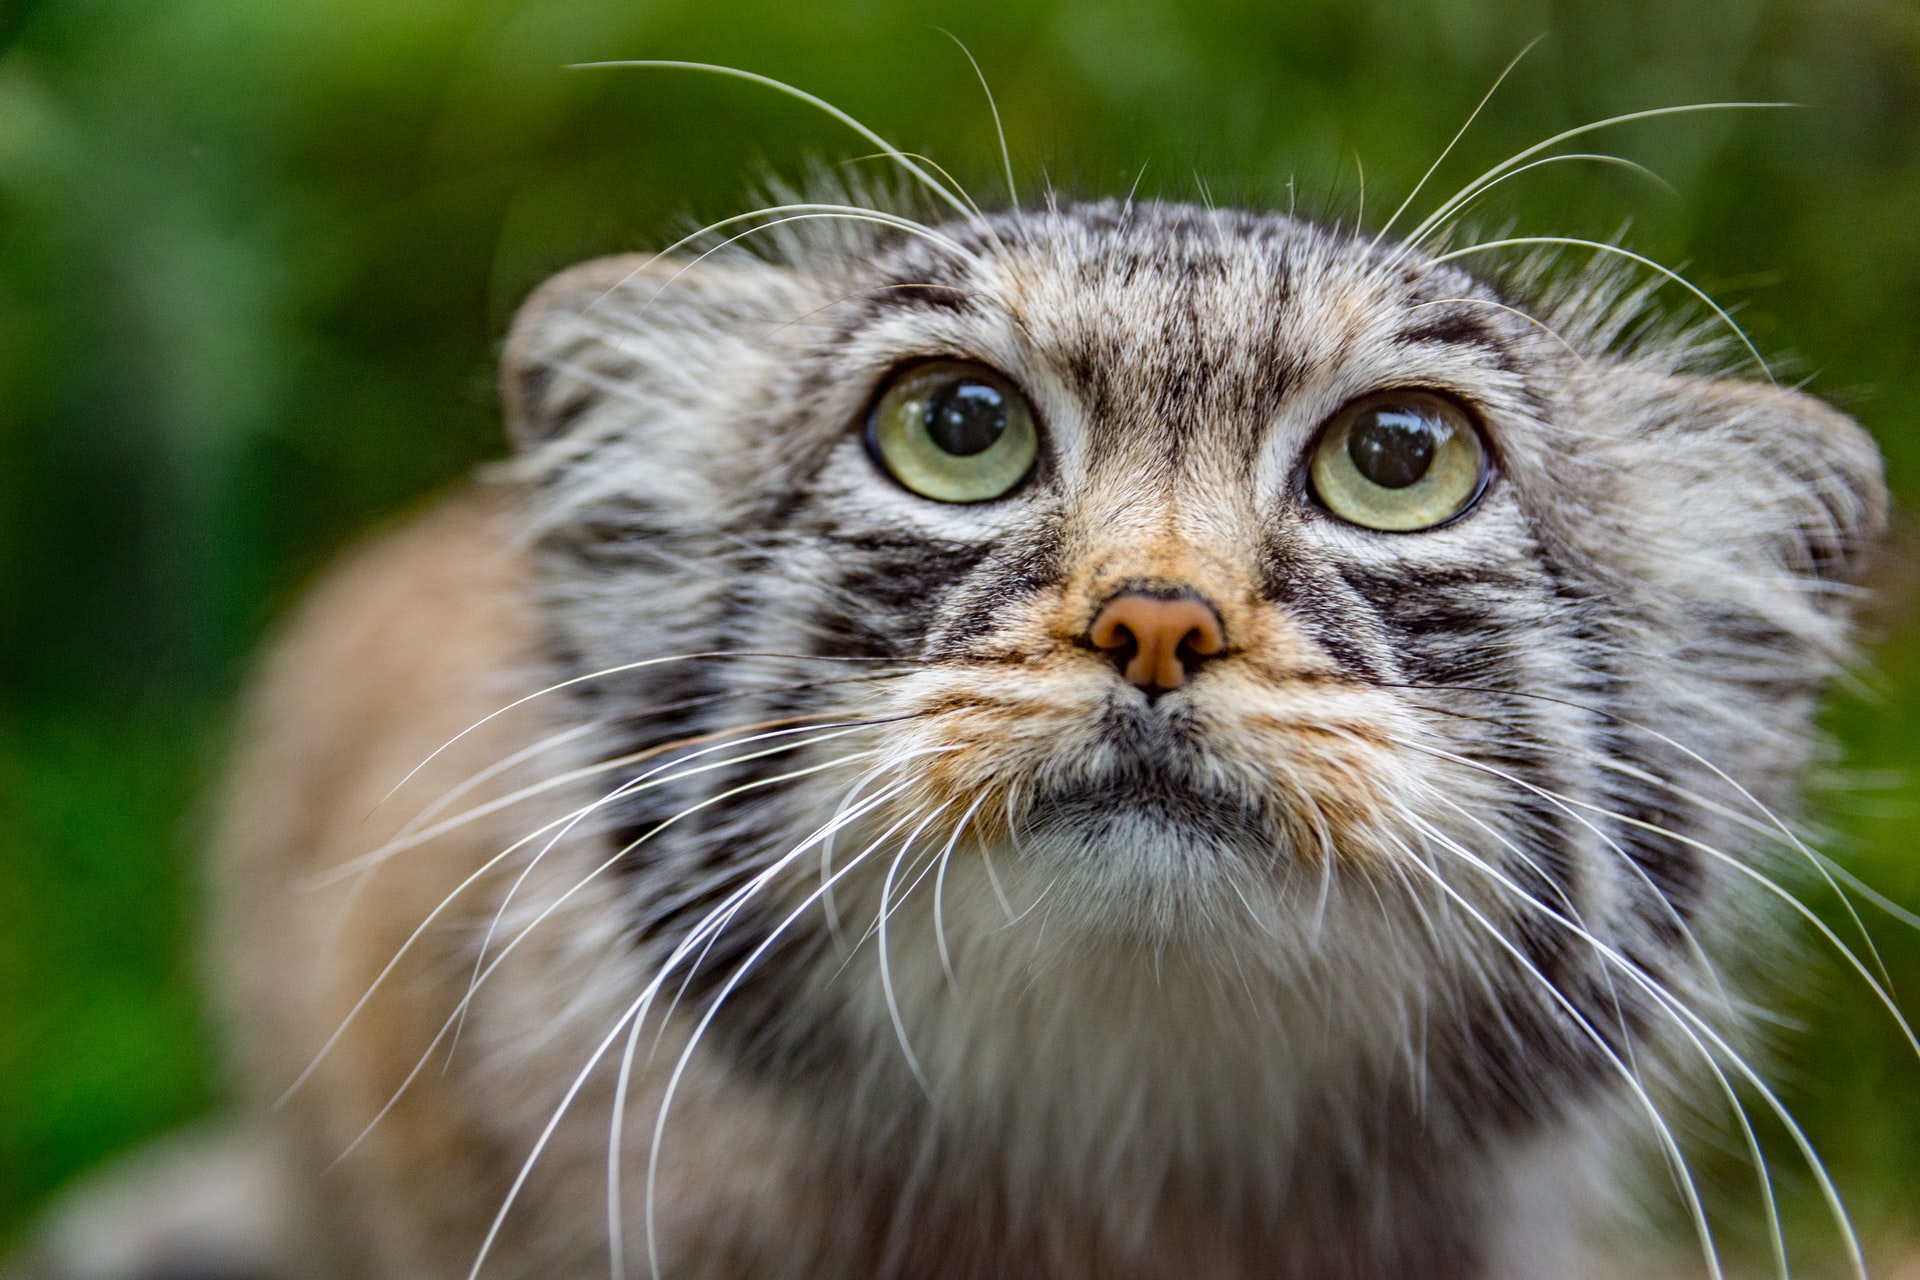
[925,379,1008,456]
[1347,406,1439,489]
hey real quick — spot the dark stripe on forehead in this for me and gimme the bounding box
[1394,310,1504,351]
[864,280,977,315]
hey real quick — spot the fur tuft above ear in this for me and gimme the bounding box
[500,252,814,450]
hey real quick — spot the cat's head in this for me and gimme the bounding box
[498,199,1882,1122]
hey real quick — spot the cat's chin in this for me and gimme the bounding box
[1014,775,1294,910]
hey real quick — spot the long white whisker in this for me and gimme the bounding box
[285,726,884,1111]
[1396,681,1893,987]
[939,29,1017,207]
[1408,152,1675,254]
[1403,297,1599,378]
[609,774,933,1280]
[1381,828,1727,1280]
[555,210,984,359]
[461,721,885,1020]
[307,712,864,890]
[874,803,955,1096]
[571,61,977,225]
[640,776,925,1280]
[932,795,988,988]
[1371,36,1542,246]
[1394,101,1790,259]
[1428,236,1772,381]
[338,747,891,1174]
[376,650,909,808]
[1412,799,1785,1275]
[1401,733,1920,1063]
[1407,812,1855,1278]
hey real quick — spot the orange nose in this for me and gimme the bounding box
[1088,591,1227,693]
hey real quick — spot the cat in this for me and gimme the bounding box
[9,109,1890,1280]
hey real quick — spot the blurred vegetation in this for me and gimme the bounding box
[1,0,1918,1269]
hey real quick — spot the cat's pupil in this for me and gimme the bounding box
[1347,406,1436,489]
[926,379,1008,456]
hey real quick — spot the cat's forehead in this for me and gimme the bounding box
[816,200,1541,487]
[841,201,1532,429]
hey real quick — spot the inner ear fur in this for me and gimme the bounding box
[500,252,806,450]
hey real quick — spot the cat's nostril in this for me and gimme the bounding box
[1087,591,1227,694]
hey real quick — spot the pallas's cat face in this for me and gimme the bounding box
[500,198,1880,1157]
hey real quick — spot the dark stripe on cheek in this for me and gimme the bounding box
[928,531,1066,652]
[1256,540,1386,680]
[828,538,995,617]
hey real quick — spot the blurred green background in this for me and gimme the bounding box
[1,0,1917,1269]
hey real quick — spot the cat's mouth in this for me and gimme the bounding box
[1019,701,1283,862]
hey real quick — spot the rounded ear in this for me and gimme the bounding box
[1608,371,1887,613]
[500,252,812,450]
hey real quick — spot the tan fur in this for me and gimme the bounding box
[212,493,876,1279]
[213,493,543,1276]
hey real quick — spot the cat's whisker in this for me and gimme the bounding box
[472,735,915,1044]
[601,208,983,333]
[1403,811,1854,1280]
[1402,734,1920,1064]
[1401,819,1771,1272]
[760,280,986,339]
[937,28,1018,207]
[1427,235,1772,382]
[818,748,912,947]
[644,750,958,1071]
[1386,707,1724,968]
[313,713,596,960]
[1391,101,1790,266]
[1412,789,1782,1269]
[390,721,604,850]
[838,149,986,222]
[1405,151,1675,256]
[638,774,931,1280]
[871,803,953,1095]
[1403,297,1600,380]
[1426,787,1742,1039]
[933,795,989,988]
[328,744,895,1173]
[1390,680,1897,989]
[979,829,1020,924]
[1370,36,1542,247]
[306,708,889,890]
[463,718,903,1009]
[375,649,916,812]
[286,725,890,1112]
[607,781,942,1280]
[1380,825,1730,1280]
[568,61,985,238]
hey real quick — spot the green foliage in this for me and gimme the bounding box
[3,0,1918,1266]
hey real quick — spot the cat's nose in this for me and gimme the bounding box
[1088,590,1226,695]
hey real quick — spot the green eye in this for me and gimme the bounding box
[867,361,1039,503]
[1308,392,1489,532]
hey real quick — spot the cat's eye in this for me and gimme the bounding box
[1307,391,1489,532]
[867,360,1039,503]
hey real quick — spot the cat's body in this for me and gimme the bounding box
[64,196,1888,1280]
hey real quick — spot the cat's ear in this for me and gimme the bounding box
[500,253,810,449]
[1610,370,1886,616]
